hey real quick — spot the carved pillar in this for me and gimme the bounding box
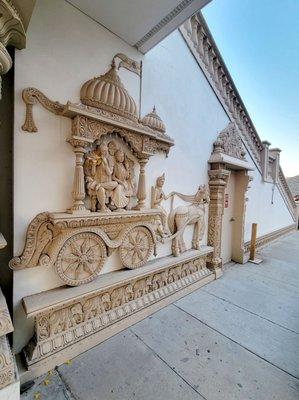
[0,0,26,98]
[134,158,148,210]
[207,166,230,277]
[67,138,90,213]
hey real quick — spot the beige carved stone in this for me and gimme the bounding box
[168,185,209,257]
[0,0,26,97]
[9,210,162,285]
[80,61,138,122]
[0,336,15,389]
[142,106,166,133]
[56,232,107,286]
[151,173,171,236]
[207,168,230,271]
[212,122,246,160]
[0,289,16,391]
[22,247,213,374]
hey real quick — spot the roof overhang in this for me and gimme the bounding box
[66,0,211,53]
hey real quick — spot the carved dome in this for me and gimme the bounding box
[141,106,166,133]
[80,62,138,122]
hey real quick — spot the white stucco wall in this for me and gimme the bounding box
[12,0,294,352]
[244,161,295,241]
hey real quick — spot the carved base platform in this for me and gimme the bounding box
[21,247,213,381]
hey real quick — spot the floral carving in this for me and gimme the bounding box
[213,122,246,160]
[56,232,107,286]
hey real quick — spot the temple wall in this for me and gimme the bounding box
[12,0,294,354]
[244,161,295,241]
[12,0,229,353]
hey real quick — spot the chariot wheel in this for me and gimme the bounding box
[120,226,154,269]
[56,232,107,286]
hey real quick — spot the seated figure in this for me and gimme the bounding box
[84,143,118,212]
[84,142,135,212]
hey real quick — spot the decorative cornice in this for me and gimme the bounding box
[180,13,296,221]
[134,0,195,49]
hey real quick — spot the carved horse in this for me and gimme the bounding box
[168,185,209,257]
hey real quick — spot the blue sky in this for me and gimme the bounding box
[202,0,299,177]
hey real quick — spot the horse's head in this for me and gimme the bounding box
[196,185,210,204]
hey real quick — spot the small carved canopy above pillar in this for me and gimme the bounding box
[209,122,254,171]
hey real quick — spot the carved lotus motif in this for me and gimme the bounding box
[56,232,107,286]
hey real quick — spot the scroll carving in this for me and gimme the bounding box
[22,88,65,132]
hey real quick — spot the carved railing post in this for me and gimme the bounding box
[134,158,148,210]
[207,167,229,277]
[67,138,90,213]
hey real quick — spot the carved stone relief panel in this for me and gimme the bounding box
[23,249,213,369]
[212,122,246,160]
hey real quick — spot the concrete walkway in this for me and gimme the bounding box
[22,232,299,400]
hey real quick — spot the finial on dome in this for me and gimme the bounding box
[141,106,166,133]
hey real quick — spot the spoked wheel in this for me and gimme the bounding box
[120,226,154,269]
[56,232,107,286]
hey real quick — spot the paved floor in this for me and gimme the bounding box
[22,232,299,400]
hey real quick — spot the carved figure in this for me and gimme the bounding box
[151,173,171,236]
[85,142,118,212]
[110,287,125,308]
[83,296,103,321]
[125,284,134,302]
[101,293,111,311]
[49,303,83,336]
[133,277,152,299]
[168,185,210,256]
[112,149,133,210]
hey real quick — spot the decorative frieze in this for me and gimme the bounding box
[22,249,213,369]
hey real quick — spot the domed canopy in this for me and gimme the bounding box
[80,62,138,122]
[141,106,166,133]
